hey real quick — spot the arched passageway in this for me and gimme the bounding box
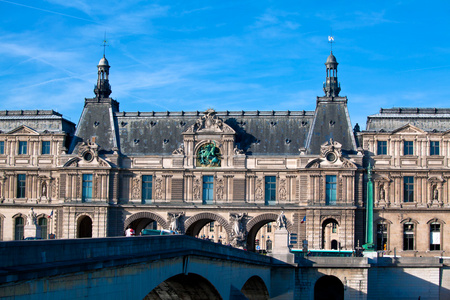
[184,212,230,243]
[144,273,222,300]
[246,218,276,252]
[241,275,270,300]
[77,216,92,238]
[314,275,344,300]
[322,218,339,250]
[123,212,167,235]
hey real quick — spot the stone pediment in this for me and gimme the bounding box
[373,173,391,183]
[64,139,111,168]
[392,124,426,134]
[184,109,235,135]
[7,125,39,135]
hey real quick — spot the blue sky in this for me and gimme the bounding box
[0,1,449,129]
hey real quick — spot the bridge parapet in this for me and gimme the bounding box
[0,235,275,285]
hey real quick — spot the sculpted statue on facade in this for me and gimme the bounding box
[168,212,184,233]
[27,207,37,226]
[379,185,385,200]
[277,211,287,229]
[230,213,247,248]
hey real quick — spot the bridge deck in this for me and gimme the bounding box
[0,235,277,284]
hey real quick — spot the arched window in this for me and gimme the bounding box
[15,216,24,240]
[403,222,415,250]
[430,222,441,251]
[38,217,48,239]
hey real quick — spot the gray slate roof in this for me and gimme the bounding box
[116,110,315,156]
[366,108,450,132]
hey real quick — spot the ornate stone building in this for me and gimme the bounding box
[360,108,450,256]
[0,52,446,256]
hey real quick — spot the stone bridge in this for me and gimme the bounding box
[0,236,449,299]
[0,235,294,299]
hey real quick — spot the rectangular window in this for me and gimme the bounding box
[430,223,441,251]
[377,141,387,155]
[18,141,27,155]
[17,174,26,198]
[403,176,414,202]
[82,174,93,202]
[430,141,440,156]
[0,141,4,154]
[41,141,51,155]
[209,221,215,232]
[376,224,388,251]
[264,176,276,205]
[267,222,272,233]
[142,175,153,203]
[326,175,337,205]
[202,175,214,204]
[404,141,414,155]
[403,223,415,250]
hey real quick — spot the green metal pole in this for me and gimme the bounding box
[363,163,374,250]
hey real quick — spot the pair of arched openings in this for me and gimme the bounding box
[375,217,445,251]
[9,213,49,240]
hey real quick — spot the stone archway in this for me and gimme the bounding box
[124,212,168,230]
[77,215,92,238]
[145,273,222,300]
[314,275,344,300]
[241,275,269,300]
[246,213,294,252]
[322,218,339,250]
[184,212,231,240]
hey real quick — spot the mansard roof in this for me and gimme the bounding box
[365,107,450,132]
[0,110,75,134]
[115,110,315,156]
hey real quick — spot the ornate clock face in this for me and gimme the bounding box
[196,142,221,167]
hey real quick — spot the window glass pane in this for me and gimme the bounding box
[17,174,26,198]
[38,218,48,239]
[403,223,414,250]
[15,217,24,240]
[404,141,414,155]
[202,175,214,204]
[0,141,4,154]
[82,174,93,202]
[403,176,414,202]
[142,175,153,203]
[430,223,441,250]
[376,223,388,250]
[326,175,337,205]
[18,141,27,155]
[430,141,440,156]
[377,141,387,155]
[41,141,51,155]
[265,176,276,205]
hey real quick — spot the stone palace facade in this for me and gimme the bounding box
[0,52,448,257]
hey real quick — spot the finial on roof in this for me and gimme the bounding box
[102,32,109,57]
